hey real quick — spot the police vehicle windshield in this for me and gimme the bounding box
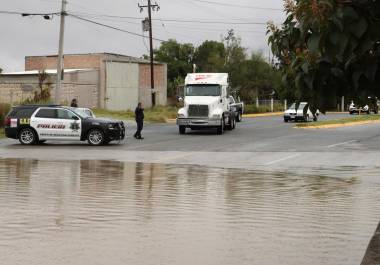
[185,84,221,96]
[70,108,91,119]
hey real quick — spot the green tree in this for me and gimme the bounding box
[222,30,281,102]
[152,34,281,102]
[224,29,246,67]
[268,0,380,111]
[230,52,281,102]
[153,39,195,96]
[194,40,226,72]
[223,29,247,96]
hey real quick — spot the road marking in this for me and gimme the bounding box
[264,154,300,166]
[327,140,357,148]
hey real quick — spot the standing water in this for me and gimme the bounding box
[0,159,379,265]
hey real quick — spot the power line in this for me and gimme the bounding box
[68,14,166,42]
[0,10,60,16]
[69,12,269,25]
[0,11,25,15]
[157,18,267,25]
[68,12,142,25]
[187,0,283,11]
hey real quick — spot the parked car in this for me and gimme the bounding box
[228,96,244,122]
[284,102,319,122]
[349,97,379,115]
[4,105,125,145]
[283,103,297,122]
[349,101,369,114]
[349,101,371,115]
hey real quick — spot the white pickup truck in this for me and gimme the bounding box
[176,73,236,135]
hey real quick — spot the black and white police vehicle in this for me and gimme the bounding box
[4,105,125,145]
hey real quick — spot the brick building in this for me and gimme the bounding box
[0,53,167,110]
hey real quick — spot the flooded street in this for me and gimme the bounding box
[0,159,379,265]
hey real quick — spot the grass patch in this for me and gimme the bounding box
[93,105,178,123]
[245,103,284,114]
[296,114,380,128]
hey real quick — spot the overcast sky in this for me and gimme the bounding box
[0,0,285,71]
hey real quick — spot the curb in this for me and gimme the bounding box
[297,120,380,129]
[243,112,283,118]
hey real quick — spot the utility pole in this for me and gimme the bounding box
[55,0,67,104]
[139,0,160,107]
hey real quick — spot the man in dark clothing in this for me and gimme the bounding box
[134,102,144,139]
[71,98,78,107]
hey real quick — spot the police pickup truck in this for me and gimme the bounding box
[4,105,125,145]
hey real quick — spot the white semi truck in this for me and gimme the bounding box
[176,73,236,135]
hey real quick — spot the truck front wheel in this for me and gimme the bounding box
[179,126,186,135]
[217,118,224,135]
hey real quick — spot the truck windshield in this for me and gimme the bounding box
[185,85,221,96]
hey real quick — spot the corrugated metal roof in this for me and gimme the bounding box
[25,53,164,64]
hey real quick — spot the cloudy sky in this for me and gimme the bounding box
[0,0,285,71]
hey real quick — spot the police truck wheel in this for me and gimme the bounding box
[179,126,186,135]
[19,128,37,145]
[87,129,105,145]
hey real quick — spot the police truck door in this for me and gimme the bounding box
[31,108,81,140]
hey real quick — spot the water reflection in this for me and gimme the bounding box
[0,159,379,265]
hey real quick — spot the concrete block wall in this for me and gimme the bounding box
[0,71,99,108]
[0,83,35,104]
[25,54,103,71]
[50,83,99,108]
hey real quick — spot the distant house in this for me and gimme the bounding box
[0,53,167,110]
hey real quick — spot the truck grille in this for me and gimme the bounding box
[188,105,209,117]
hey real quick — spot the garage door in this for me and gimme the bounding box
[105,62,139,111]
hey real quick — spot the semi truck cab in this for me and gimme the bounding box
[176,73,236,135]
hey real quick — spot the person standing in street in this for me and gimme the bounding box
[134,102,144,139]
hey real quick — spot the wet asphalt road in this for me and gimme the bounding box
[0,113,379,178]
[1,114,380,265]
